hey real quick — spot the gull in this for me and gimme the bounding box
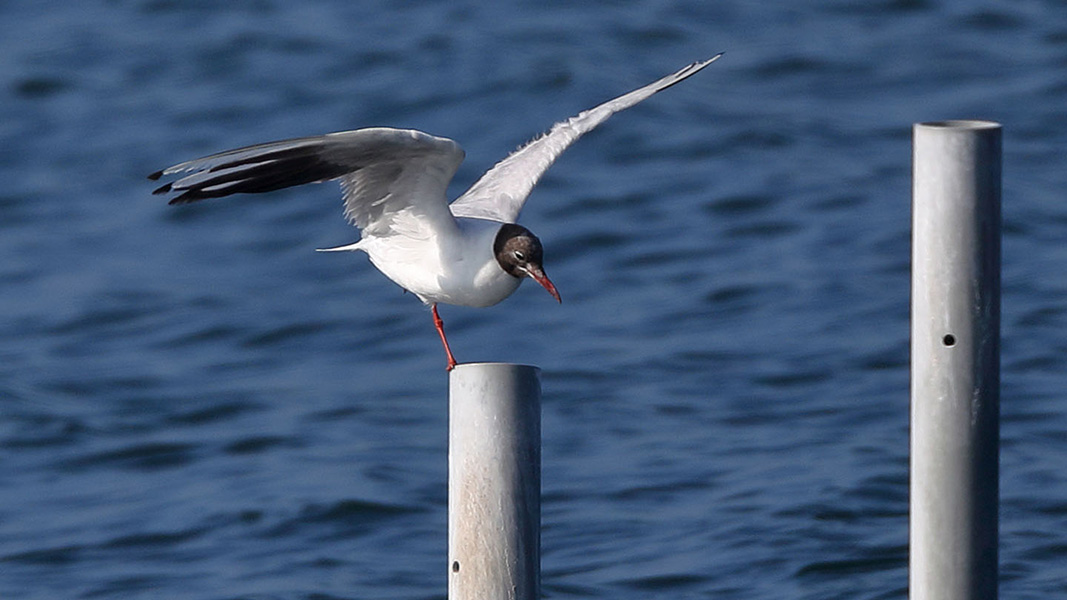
[149,54,721,370]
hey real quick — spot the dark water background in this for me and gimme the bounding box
[2,1,1066,598]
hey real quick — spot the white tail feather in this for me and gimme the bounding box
[316,241,362,252]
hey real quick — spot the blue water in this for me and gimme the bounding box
[2,1,1067,598]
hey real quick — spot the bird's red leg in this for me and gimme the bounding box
[431,304,458,371]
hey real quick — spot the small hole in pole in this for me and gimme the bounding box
[942,334,956,347]
[452,561,460,573]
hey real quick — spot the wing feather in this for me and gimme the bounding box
[150,127,465,237]
[448,54,722,222]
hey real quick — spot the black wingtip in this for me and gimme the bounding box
[151,182,173,195]
[165,189,213,205]
[147,170,164,181]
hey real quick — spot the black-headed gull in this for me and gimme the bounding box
[150,54,721,370]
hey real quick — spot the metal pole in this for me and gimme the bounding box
[448,363,541,600]
[911,120,1001,600]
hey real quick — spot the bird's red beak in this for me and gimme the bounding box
[527,267,561,303]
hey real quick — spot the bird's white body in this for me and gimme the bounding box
[352,217,521,307]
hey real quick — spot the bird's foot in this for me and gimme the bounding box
[432,304,459,372]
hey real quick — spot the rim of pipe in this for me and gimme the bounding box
[916,119,1001,130]
[451,362,541,371]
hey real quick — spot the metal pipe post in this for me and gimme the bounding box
[448,363,541,600]
[911,120,1001,600]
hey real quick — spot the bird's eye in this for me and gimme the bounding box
[513,250,526,261]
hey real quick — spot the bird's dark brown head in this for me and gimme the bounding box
[494,223,561,303]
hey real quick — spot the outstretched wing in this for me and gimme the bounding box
[150,128,466,237]
[448,54,722,223]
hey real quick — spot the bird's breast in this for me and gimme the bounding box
[360,219,523,308]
